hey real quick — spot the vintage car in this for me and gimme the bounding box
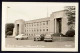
[34,34,46,41]
[40,34,45,41]
[15,34,28,40]
[34,34,41,41]
[44,34,53,42]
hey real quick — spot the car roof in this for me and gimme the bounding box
[18,34,24,36]
[46,34,51,36]
[36,34,40,36]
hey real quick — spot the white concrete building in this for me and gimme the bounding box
[13,10,69,39]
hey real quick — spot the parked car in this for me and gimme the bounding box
[44,34,53,42]
[34,34,46,41]
[15,34,28,40]
[34,34,41,41]
[40,34,45,41]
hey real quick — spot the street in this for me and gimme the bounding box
[5,37,75,48]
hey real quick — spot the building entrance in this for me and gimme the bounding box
[56,18,62,33]
[17,24,19,35]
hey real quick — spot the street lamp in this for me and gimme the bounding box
[6,6,10,38]
[7,6,10,19]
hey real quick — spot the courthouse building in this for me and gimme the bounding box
[13,10,69,38]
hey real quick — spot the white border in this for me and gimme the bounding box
[2,2,79,52]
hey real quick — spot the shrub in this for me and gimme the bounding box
[66,29,75,37]
[51,33,64,37]
[7,31,13,35]
[5,23,14,35]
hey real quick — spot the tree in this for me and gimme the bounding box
[5,23,14,37]
[65,6,75,29]
[7,31,13,35]
[66,29,75,37]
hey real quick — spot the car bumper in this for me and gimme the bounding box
[44,39,52,41]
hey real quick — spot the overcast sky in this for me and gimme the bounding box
[2,2,77,23]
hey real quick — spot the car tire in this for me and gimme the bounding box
[16,38,18,40]
[27,37,28,39]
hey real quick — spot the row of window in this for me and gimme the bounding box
[25,21,48,27]
[26,27,48,29]
[25,29,48,32]
[25,34,35,36]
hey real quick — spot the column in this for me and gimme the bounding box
[15,24,17,36]
[13,28,16,37]
[55,19,56,33]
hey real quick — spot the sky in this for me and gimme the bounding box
[2,2,77,23]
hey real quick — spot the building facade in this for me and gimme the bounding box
[13,10,69,39]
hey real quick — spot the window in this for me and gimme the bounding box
[34,29,35,31]
[43,29,45,31]
[40,22,42,25]
[47,29,48,31]
[32,24,33,26]
[37,23,38,26]
[25,25,26,27]
[35,23,36,26]
[37,29,38,31]
[43,23,45,25]
[40,29,41,31]
[34,23,36,26]
[25,30,26,32]
[29,24,30,26]
[46,21,48,25]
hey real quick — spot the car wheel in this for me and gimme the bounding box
[16,38,18,40]
[26,37,28,39]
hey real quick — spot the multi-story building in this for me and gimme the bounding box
[13,10,71,39]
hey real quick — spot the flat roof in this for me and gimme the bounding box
[25,17,50,23]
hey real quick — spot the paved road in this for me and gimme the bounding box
[5,38,75,48]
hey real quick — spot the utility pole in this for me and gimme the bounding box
[6,6,10,38]
[7,6,10,19]
[47,5,48,17]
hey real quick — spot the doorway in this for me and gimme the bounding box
[56,18,62,33]
[17,24,19,35]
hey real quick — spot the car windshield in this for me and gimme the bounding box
[22,35,25,36]
[35,35,40,36]
[45,35,51,38]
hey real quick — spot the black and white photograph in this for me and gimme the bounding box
[2,2,78,51]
